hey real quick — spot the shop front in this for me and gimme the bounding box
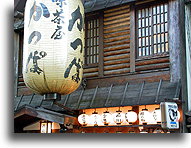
[14,80,182,133]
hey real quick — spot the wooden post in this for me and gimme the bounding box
[169,0,188,133]
[130,3,136,73]
[14,31,20,97]
[98,11,104,77]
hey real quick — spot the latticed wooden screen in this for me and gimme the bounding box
[85,18,99,65]
[137,2,168,58]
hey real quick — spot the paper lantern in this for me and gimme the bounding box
[90,112,101,126]
[78,114,90,126]
[125,110,137,124]
[23,0,84,96]
[113,111,125,125]
[101,111,112,125]
[152,108,162,123]
[139,109,151,124]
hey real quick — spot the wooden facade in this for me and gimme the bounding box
[14,0,190,133]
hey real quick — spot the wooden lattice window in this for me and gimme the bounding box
[85,15,100,66]
[136,2,169,58]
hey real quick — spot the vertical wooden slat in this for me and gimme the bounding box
[151,5,154,55]
[155,79,163,103]
[130,4,136,72]
[90,85,99,108]
[120,82,129,106]
[77,89,85,110]
[64,94,70,106]
[138,81,145,104]
[15,95,24,111]
[28,93,35,105]
[98,11,104,77]
[105,84,113,107]
[85,18,88,65]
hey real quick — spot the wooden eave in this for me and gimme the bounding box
[14,105,76,125]
[14,80,181,112]
[83,0,136,13]
[14,0,137,13]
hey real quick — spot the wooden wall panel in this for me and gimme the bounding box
[103,5,131,76]
[135,56,170,72]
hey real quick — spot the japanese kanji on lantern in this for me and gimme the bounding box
[23,0,84,97]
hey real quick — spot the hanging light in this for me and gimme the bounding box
[40,121,52,133]
[90,111,101,126]
[152,108,162,123]
[139,106,151,124]
[101,111,112,125]
[113,108,125,125]
[78,113,90,126]
[125,110,137,124]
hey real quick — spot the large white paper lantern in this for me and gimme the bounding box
[125,110,137,124]
[113,111,125,125]
[139,109,151,124]
[78,113,90,126]
[101,111,112,125]
[23,0,84,96]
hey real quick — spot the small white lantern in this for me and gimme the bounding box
[152,108,162,123]
[140,130,148,133]
[90,112,101,126]
[40,121,52,133]
[78,113,90,126]
[139,109,151,124]
[101,111,112,125]
[125,110,137,124]
[113,111,125,125]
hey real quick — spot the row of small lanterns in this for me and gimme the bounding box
[78,108,180,126]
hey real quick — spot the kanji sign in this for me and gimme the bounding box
[160,102,179,129]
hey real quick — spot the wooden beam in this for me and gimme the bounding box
[14,105,76,124]
[14,32,20,97]
[169,0,188,133]
[98,11,104,77]
[130,3,136,72]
